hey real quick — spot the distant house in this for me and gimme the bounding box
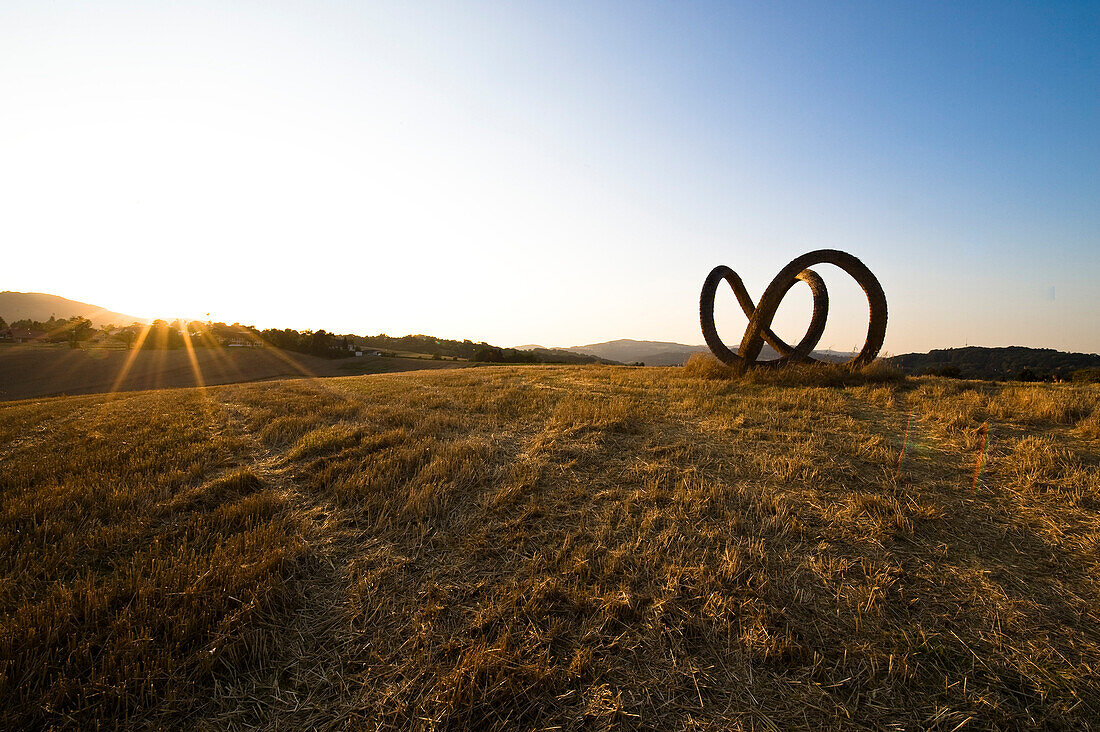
[10,328,47,343]
[225,337,263,348]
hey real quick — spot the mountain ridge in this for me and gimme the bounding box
[542,339,850,366]
[0,292,148,328]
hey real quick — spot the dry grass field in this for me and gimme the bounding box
[1,360,1098,730]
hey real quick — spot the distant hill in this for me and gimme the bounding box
[0,292,148,328]
[887,346,1100,380]
[524,347,620,365]
[562,339,841,366]
[565,339,709,366]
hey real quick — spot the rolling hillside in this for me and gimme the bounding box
[0,291,148,328]
[2,364,1098,729]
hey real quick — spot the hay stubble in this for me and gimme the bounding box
[1,365,1098,729]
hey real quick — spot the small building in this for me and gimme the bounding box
[10,328,47,343]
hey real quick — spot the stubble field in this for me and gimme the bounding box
[1,361,1098,730]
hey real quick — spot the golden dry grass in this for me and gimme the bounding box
[1,365,1098,730]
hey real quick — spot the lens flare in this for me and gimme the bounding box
[109,322,154,394]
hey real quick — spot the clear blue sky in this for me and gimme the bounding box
[1,1,1097,353]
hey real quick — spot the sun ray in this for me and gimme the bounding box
[178,319,205,389]
[105,317,369,415]
[176,318,225,425]
[248,330,320,380]
[185,323,374,431]
[198,330,245,383]
[109,321,154,394]
[239,328,382,408]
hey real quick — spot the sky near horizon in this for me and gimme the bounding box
[1,1,1097,353]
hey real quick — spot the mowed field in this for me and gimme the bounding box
[2,363,1099,730]
[0,344,476,401]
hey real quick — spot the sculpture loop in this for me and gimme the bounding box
[699,249,887,369]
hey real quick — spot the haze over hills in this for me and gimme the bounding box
[513,340,721,366]
[564,339,710,366]
[0,292,148,328]
[521,339,852,367]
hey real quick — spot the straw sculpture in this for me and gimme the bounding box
[699,249,887,368]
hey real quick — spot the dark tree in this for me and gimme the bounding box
[66,317,93,346]
[1072,368,1100,383]
[115,324,143,350]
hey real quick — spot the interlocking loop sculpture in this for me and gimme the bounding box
[699,249,887,368]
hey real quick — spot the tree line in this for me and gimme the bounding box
[352,334,607,364]
[0,314,602,364]
[0,315,349,358]
[2,315,95,345]
[888,346,1100,382]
